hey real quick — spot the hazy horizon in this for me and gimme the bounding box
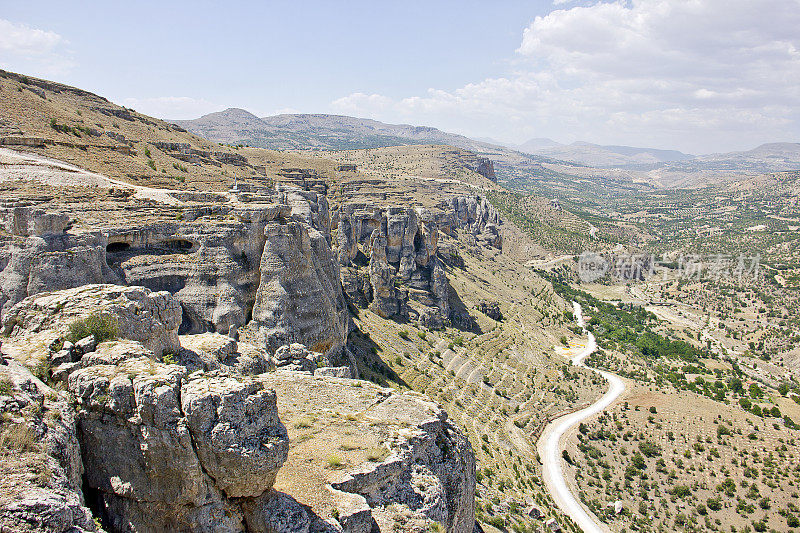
[1,0,798,153]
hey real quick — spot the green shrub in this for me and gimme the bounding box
[672,485,692,498]
[706,497,722,511]
[67,313,119,344]
[398,330,409,340]
[638,440,662,457]
[32,359,51,382]
[0,375,13,396]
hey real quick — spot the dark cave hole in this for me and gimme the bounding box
[106,242,130,253]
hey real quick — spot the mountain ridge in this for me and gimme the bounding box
[173,108,499,152]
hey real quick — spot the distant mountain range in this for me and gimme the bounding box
[514,140,694,168]
[172,109,494,152]
[173,108,800,175]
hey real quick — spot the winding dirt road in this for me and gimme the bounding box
[537,302,625,533]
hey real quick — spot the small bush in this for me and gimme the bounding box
[366,447,388,462]
[294,416,314,429]
[672,485,692,498]
[398,330,409,340]
[0,375,13,396]
[327,455,343,469]
[67,313,119,344]
[32,359,51,382]
[706,497,722,511]
[417,331,427,341]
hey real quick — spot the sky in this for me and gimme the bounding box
[1,0,798,153]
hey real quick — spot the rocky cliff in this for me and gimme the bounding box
[334,195,501,328]
[1,187,501,346]
[0,284,476,532]
[0,184,349,359]
[0,179,504,531]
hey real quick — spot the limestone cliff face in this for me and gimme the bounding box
[0,358,97,533]
[333,194,500,328]
[0,284,477,533]
[336,205,449,327]
[252,218,348,355]
[0,187,348,358]
[444,196,502,249]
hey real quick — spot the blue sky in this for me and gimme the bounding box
[1,0,799,152]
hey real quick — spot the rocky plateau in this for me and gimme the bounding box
[0,176,501,532]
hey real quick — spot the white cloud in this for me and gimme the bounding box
[121,96,227,120]
[0,19,75,77]
[331,0,800,153]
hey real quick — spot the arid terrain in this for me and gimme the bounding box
[2,67,800,533]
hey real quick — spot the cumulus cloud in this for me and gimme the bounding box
[0,19,75,77]
[121,96,227,120]
[331,0,800,152]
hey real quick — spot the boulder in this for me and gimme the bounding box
[240,490,310,533]
[181,373,289,498]
[67,355,289,531]
[1,284,181,357]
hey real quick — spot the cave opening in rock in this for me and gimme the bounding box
[106,242,130,253]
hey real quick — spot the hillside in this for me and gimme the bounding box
[0,68,611,533]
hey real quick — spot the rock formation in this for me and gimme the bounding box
[0,284,477,532]
[335,204,449,327]
[472,158,496,182]
[0,186,348,359]
[333,194,500,328]
[444,196,502,249]
[0,358,97,533]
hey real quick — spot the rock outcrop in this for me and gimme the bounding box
[329,390,476,532]
[1,284,477,533]
[252,215,348,355]
[471,158,496,182]
[336,205,449,327]
[2,284,181,357]
[445,196,502,249]
[333,194,501,328]
[0,186,348,359]
[0,359,97,533]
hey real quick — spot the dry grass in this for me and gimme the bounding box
[1,422,38,452]
[326,454,344,469]
[366,447,389,462]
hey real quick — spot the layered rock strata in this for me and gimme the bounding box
[333,194,500,328]
[0,185,348,358]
